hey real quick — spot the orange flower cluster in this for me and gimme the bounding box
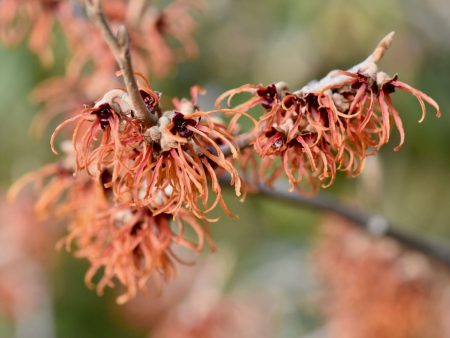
[0,0,200,73]
[8,27,444,304]
[12,79,244,302]
[50,82,242,219]
[0,0,66,66]
[314,216,450,338]
[2,0,203,135]
[9,161,215,304]
[217,35,441,192]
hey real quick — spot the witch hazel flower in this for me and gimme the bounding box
[9,142,215,304]
[0,0,65,66]
[217,32,441,192]
[60,202,214,304]
[10,164,214,305]
[51,80,243,220]
[7,141,80,219]
[8,18,444,305]
[218,82,339,192]
[139,0,202,77]
[135,89,242,220]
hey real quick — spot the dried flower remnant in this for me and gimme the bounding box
[217,32,441,192]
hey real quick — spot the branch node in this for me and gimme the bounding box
[116,25,129,52]
[367,214,389,236]
[84,0,158,127]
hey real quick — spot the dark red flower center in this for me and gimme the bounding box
[304,94,319,111]
[155,13,167,33]
[257,84,278,110]
[265,128,285,151]
[94,103,114,130]
[382,82,396,94]
[100,169,113,199]
[42,0,60,10]
[170,112,197,138]
[140,90,160,113]
[56,164,72,177]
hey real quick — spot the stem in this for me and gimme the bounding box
[219,132,253,157]
[84,0,158,127]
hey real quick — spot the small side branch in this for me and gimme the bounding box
[84,0,158,127]
[371,31,395,63]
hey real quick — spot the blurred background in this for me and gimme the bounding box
[0,0,449,337]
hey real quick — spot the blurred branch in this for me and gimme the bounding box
[299,327,327,338]
[218,172,450,267]
[255,181,450,268]
[84,0,158,127]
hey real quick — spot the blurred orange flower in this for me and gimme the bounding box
[314,216,450,338]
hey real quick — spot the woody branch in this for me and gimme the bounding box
[257,183,450,267]
[84,0,158,127]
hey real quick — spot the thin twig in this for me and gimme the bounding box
[84,0,158,127]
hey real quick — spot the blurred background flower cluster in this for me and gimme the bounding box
[0,0,449,337]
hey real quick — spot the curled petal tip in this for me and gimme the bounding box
[50,140,59,155]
